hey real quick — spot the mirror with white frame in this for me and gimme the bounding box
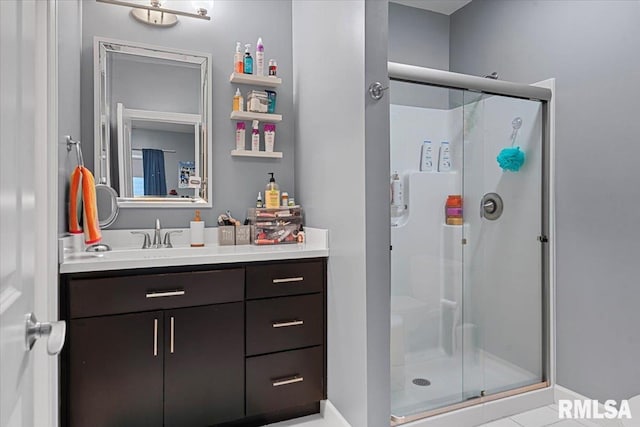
[94,38,212,208]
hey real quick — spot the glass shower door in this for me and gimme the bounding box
[389,81,467,420]
[461,92,545,400]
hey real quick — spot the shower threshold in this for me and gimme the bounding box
[390,381,550,426]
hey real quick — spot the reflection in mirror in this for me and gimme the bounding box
[95,184,119,228]
[94,38,212,208]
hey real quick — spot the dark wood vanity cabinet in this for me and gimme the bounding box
[61,258,327,427]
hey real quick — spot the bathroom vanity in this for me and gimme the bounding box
[59,230,328,427]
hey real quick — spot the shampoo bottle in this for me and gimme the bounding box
[256,37,265,76]
[438,141,452,172]
[420,140,433,171]
[234,42,244,73]
[190,210,205,247]
[235,122,246,151]
[256,192,263,208]
[232,88,243,112]
[265,173,280,209]
[251,120,260,151]
[243,44,253,74]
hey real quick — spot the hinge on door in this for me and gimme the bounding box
[537,235,549,243]
[462,238,467,245]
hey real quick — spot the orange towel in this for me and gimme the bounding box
[69,166,102,244]
[69,166,83,235]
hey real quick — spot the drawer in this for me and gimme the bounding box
[246,294,323,356]
[246,346,323,416]
[246,261,324,299]
[69,269,244,318]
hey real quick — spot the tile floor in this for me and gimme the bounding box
[479,404,626,427]
[273,403,628,427]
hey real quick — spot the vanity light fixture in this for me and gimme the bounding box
[96,0,212,28]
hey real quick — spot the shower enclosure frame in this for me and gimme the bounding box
[387,62,554,425]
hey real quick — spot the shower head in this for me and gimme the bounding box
[512,117,523,130]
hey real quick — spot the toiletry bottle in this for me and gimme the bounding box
[420,140,433,171]
[256,37,264,76]
[234,42,244,73]
[281,192,289,207]
[232,88,243,111]
[251,120,260,151]
[235,122,246,151]
[391,172,404,208]
[190,210,205,247]
[256,192,263,208]
[265,90,277,113]
[243,44,253,75]
[268,59,277,76]
[265,172,280,209]
[264,123,275,152]
[438,141,452,172]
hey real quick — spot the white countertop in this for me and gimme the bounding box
[59,227,328,274]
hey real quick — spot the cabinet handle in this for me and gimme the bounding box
[272,376,304,387]
[170,316,175,354]
[153,318,158,357]
[272,277,304,284]
[272,320,304,328]
[146,290,185,298]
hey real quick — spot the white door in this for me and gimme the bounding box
[1,1,59,427]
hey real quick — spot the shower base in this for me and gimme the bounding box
[391,348,539,419]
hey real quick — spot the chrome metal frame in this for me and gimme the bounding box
[388,62,553,425]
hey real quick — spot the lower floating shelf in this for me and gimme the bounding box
[231,149,283,159]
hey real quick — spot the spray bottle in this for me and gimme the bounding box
[234,42,243,73]
[256,37,265,76]
[251,120,260,151]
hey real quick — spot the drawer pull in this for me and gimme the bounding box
[272,277,304,284]
[153,318,158,357]
[145,290,185,298]
[272,320,304,328]
[272,376,304,387]
[170,316,175,354]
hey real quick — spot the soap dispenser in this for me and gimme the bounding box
[243,44,253,74]
[190,210,205,247]
[265,172,280,208]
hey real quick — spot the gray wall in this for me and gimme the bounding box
[451,0,640,402]
[293,2,368,424]
[77,0,294,229]
[57,0,82,234]
[294,2,391,425]
[388,2,450,109]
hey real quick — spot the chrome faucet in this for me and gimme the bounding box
[131,219,182,249]
[152,218,162,248]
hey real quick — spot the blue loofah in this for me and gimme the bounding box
[497,146,525,171]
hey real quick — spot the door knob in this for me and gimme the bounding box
[25,312,66,355]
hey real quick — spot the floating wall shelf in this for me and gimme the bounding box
[229,72,282,88]
[231,149,283,159]
[230,111,282,123]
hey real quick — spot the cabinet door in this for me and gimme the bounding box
[69,311,164,427]
[164,303,244,427]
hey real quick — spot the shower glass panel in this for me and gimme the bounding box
[390,81,545,421]
[461,92,543,399]
[390,81,466,417]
